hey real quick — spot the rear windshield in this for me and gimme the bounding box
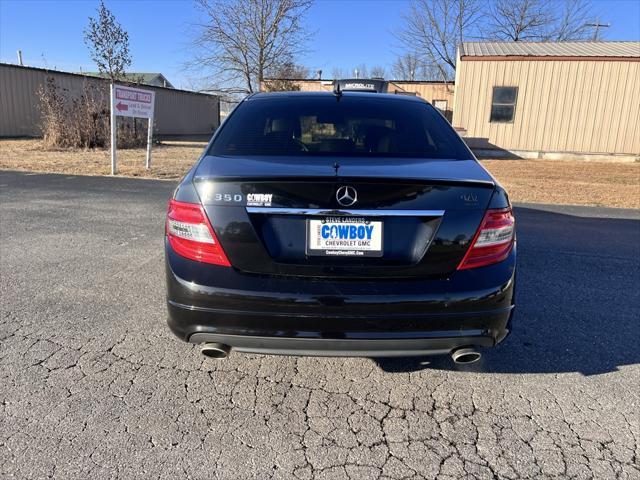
[209,96,472,160]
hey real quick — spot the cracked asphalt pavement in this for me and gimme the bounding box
[1,171,639,479]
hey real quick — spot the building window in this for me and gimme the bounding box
[490,87,518,123]
[433,99,447,113]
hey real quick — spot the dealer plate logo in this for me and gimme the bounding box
[247,193,273,206]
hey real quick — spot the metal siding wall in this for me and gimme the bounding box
[605,61,625,153]
[295,80,333,91]
[153,89,219,135]
[620,62,640,153]
[0,64,219,137]
[0,66,42,136]
[452,59,640,155]
[390,83,455,106]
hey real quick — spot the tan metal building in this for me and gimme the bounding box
[452,42,640,160]
[388,81,454,121]
[0,63,220,137]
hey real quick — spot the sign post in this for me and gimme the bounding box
[146,118,153,170]
[110,84,156,174]
[110,84,117,175]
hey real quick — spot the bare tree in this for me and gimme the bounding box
[392,53,421,81]
[84,0,131,82]
[331,67,347,79]
[553,0,594,41]
[391,52,442,80]
[262,62,310,91]
[486,0,593,41]
[269,62,309,79]
[192,0,313,95]
[370,65,386,78]
[353,64,369,79]
[486,0,551,41]
[397,0,482,81]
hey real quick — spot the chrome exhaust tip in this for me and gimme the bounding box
[451,347,481,365]
[200,343,231,359]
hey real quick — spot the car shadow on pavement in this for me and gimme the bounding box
[376,206,640,376]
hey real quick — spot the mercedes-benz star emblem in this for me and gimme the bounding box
[336,186,357,207]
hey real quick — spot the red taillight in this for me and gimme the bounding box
[166,199,231,267]
[457,207,515,270]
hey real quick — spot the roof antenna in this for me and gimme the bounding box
[333,81,342,98]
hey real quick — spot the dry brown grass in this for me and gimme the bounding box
[481,159,640,209]
[1,139,638,208]
[0,139,205,180]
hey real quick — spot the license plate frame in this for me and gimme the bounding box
[306,216,383,257]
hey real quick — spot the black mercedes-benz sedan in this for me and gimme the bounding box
[165,91,515,364]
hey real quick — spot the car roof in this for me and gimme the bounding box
[247,91,429,104]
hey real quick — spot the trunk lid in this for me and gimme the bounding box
[194,155,495,278]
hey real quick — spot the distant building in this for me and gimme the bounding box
[0,63,218,137]
[388,81,454,122]
[82,72,175,88]
[453,41,640,160]
[261,78,455,121]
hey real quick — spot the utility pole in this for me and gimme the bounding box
[586,18,610,41]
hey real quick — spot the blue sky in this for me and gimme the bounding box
[1,0,639,89]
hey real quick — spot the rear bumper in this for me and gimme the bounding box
[186,332,499,357]
[165,245,516,357]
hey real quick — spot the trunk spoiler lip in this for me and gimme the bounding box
[245,207,446,217]
[193,175,495,188]
[194,156,496,188]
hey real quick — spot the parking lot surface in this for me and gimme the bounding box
[1,171,639,479]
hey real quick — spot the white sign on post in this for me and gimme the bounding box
[110,84,156,174]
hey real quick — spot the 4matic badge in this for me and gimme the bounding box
[460,193,478,204]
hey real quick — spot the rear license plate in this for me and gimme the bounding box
[306,217,383,257]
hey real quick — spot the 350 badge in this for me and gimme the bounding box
[213,193,243,202]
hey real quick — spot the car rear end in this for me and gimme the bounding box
[165,92,515,361]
